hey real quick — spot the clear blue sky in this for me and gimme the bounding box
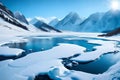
[0,0,112,19]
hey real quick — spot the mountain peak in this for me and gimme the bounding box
[69,12,78,15]
[55,12,82,31]
[29,17,61,32]
[29,18,43,25]
[67,12,80,18]
[14,11,29,24]
[59,12,82,25]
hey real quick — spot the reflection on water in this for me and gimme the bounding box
[2,36,101,54]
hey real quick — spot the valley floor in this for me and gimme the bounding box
[0,32,120,80]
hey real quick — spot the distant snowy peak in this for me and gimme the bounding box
[31,16,57,24]
[30,18,61,32]
[30,18,45,28]
[54,10,120,32]
[14,11,29,24]
[101,10,120,32]
[49,18,59,26]
[78,10,120,32]
[78,12,104,32]
[59,12,82,25]
[55,12,82,31]
[29,18,42,25]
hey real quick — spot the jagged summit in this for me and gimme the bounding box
[61,12,81,24]
[55,12,82,31]
[14,11,29,24]
[29,18,43,25]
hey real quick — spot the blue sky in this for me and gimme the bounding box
[0,0,113,19]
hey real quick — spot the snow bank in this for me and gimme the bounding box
[9,43,85,67]
[72,40,119,61]
[0,43,95,80]
[0,46,23,56]
[48,66,95,80]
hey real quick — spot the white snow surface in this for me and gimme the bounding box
[0,43,96,80]
[0,46,23,56]
[72,40,119,61]
[0,32,120,80]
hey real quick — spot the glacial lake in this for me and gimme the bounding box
[1,36,120,74]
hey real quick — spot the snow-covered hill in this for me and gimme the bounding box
[30,18,61,32]
[101,10,120,32]
[78,12,104,32]
[79,10,120,32]
[55,12,82,31]
[0,18,28,35]
[14,11,29,24]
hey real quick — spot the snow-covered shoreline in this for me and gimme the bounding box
[0,32,120,80]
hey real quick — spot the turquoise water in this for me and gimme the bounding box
[3,36,100,54]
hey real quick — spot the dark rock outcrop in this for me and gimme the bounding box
[98,27,120,37]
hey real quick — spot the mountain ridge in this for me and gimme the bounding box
[55,12,82,31]
[30,18,61,32]
[14,11,29,24]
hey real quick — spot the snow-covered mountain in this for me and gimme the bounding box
[78,12,104,32]
[101,10,120,32]
[30,18,61,32]
[49,18,59,26]
[14,11,29,24]
[1,1,120,34]
[0,2,60,33]
[79,10,120,32]
[53,10,120,33]
[0,3,28,30]
[55,12,82,31]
